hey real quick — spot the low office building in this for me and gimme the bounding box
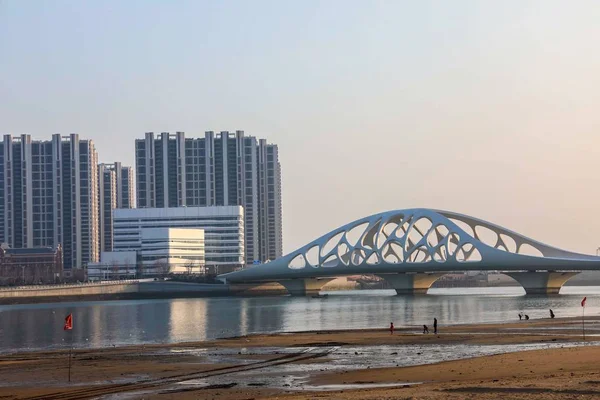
[88,228,205,279]
[113,206,244,274]
[140,228,205,275]
[87,251,138,280]
[0,244,63,285]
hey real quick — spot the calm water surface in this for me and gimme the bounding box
[1,286,599,354]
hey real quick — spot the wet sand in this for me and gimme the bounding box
[1,316,600,399]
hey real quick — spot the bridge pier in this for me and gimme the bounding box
[278,278,334,296]
[504,271,579,295]
[377,273,446,295]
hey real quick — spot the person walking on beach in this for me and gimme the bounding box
[518,312,523,320]
[550,309,555,319]
[433,318,438,334]
[390,322,394,335]
[423,325,429,334]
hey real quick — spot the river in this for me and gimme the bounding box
[0,286,598,354]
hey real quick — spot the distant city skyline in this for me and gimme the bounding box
[0,130,282,270]
[2,1,600,254]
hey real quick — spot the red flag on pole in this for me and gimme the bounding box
[581,297,587,307]
[64,313,73,331]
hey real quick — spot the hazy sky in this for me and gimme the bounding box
[1,1,600,254]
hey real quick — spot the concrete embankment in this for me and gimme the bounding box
[0,281,231,305]
[0,276,359,305]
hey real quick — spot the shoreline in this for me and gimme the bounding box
[0,290,237,305]
[2,317,600,399]
[0,283,598,306]
[2,315,598,356]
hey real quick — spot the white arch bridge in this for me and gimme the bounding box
[219,209,600,295]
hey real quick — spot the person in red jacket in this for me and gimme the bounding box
[389,322,394,335]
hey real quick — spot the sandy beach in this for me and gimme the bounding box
[1,316,600,399]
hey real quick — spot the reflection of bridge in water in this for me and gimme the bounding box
[219,209,600,295]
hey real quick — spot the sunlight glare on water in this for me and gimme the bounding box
[0,286,599,353]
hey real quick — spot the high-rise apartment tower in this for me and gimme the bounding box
[257,139,283,261]
[98,162,135,253]
[135,131,282,263]
[98,164,117,253]
[0,134,99,272]
[114,162,135,209]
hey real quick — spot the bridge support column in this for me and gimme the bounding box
[504,272,579,295]
[378,273,446,295]
[278,278,334,296]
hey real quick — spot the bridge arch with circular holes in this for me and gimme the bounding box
[220,209,600,295]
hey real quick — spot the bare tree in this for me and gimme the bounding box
[153,259,170,277]
[123,259,133,279]
[110,260,120,280]
[184,261,195,275]
[0,264,7,286]
[0,264,7,285]
[33,266,42,284]
[19,265,27,285]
